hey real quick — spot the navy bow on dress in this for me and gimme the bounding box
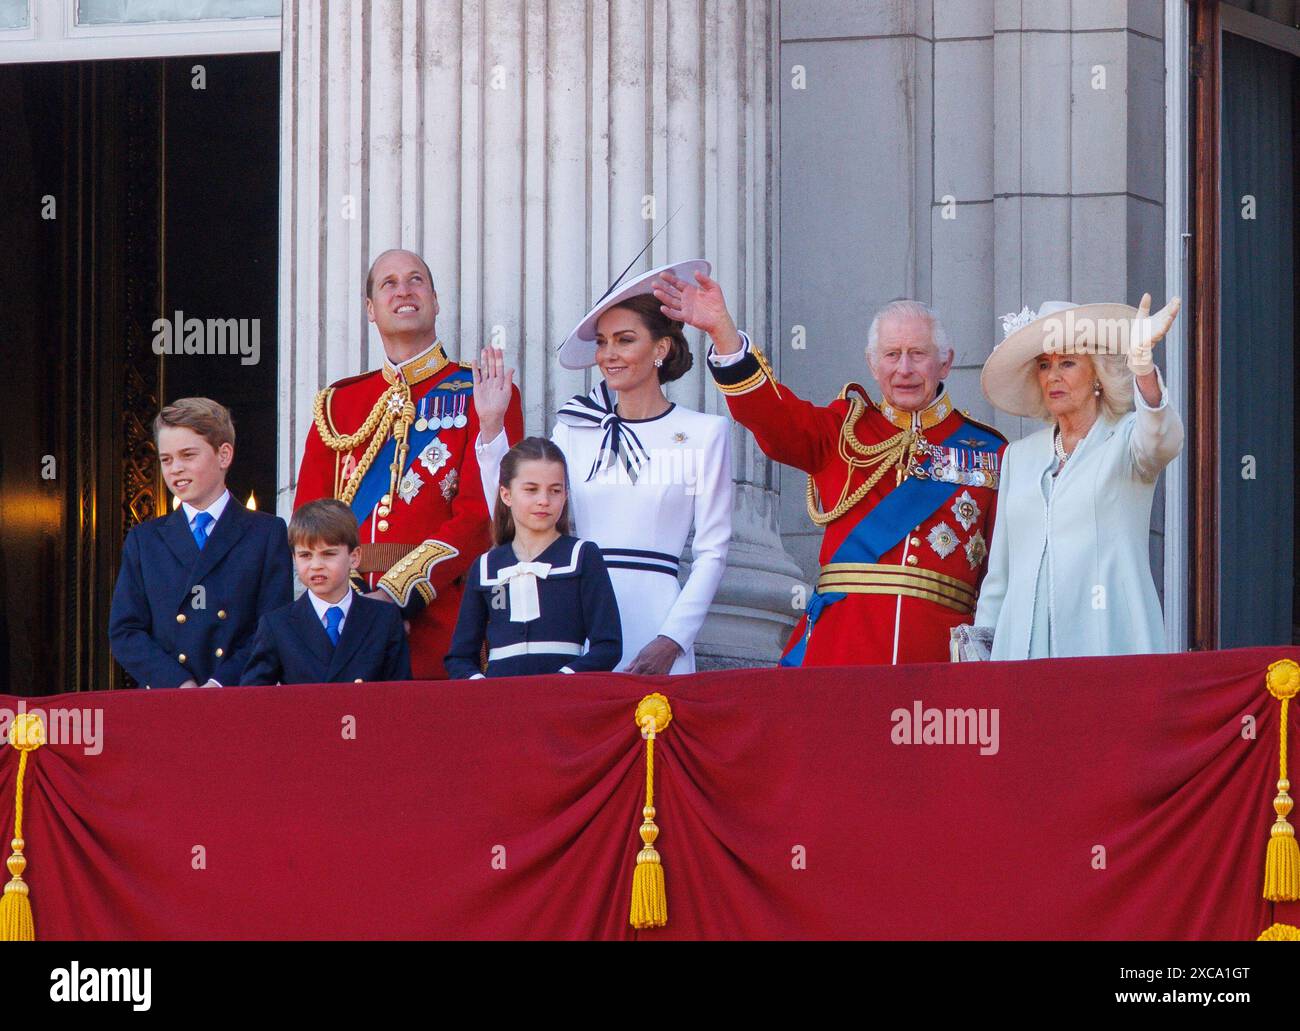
[556,381,651,483]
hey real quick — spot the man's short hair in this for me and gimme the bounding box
[865,299,951,361]
[153,397,235,450]
[365,249,435,299]
[289,499,360,551]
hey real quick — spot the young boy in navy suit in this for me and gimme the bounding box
[241,500,412,685]
[109,398,293,688]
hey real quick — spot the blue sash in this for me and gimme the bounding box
[781,417,998,667]
[349,369,473,524]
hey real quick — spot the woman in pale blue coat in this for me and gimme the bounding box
[974,294,1183,659]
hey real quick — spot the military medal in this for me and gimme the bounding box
[453,395,468,429]
[415,396,429,432]
[951,490,981,531]
[439,397,454,430]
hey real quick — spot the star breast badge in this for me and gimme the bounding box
[951,490,981,531]
[419,437,452,477]
[439,468,459,501]
[965,530,988,569]
[927,522,958,559]
[397,468,425,504]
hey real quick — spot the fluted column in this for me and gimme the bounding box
[279,0,801,667]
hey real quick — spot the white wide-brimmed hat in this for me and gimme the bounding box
[981,300,1138,417]
[557,258,711,370]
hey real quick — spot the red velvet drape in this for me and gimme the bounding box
[1,646,1294,939]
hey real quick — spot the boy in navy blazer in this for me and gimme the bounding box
[241,499,412,685]
[109,398,293,688]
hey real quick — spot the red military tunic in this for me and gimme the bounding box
[708,334,1006,666]
[294,339,523,678]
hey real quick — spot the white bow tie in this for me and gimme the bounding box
[496,561,552,622]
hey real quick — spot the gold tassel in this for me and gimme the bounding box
[2,713,45,941]
[629,693,672,930]
[1264,659,1300,902]
[1258,922,1300,941]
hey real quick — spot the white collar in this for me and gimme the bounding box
[307,587,353,624]
[182,489,231,527]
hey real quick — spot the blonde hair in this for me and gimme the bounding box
[153,397,236,450]
[1031,352,1135,424]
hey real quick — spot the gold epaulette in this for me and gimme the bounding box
[836,382,877,408]
[958,408,1009,444]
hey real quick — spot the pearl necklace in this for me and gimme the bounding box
[1050,426,1071,475]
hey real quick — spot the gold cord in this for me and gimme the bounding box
[312,382,415,505]
[804,399,921,525]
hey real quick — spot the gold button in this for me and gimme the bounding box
[178,653,187,663]
[354,678,363,683]
[176,613,187,624]
[381,494,392,505]
[215,648,224,658]
[909,537,921,547]
[378,520,389,532]
[378,506,391,517]
[217,610,227,620]
[906,555,918,566]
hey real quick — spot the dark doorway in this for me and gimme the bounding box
[1217,31,1298,647]
[0,52,279,696]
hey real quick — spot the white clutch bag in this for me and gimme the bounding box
[949,624,993,662]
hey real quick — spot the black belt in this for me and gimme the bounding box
[601,548,680,577]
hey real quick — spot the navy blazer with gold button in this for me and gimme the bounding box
[108,501,293,688]
[240,591,412,686]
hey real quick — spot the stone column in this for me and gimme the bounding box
[278,0,802,668]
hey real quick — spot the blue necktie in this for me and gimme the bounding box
[324,606,344,646]
[192,511,214,550]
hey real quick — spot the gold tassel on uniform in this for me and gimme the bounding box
[1263,659,1300,902]
[1258,922,1300,940]
[629,693,672,930]
[2,712,45,941]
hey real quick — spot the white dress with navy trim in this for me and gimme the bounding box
[476,386,733,674]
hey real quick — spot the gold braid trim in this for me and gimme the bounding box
[377,539,460,606]
[805,399,922,526]
[311,383,414,505]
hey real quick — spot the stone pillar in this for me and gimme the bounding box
[278,0,802,668]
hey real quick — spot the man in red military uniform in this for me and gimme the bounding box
[653,270,1006,666]
[294,249,523,678]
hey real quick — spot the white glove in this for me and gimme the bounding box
[1128,292,1180,377]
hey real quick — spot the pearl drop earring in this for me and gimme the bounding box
[1094,381,1102,396]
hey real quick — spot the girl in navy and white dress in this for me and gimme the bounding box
[444,436,622,679]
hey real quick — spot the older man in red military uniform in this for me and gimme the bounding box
[653,270,1005,666]
[294,249,523,678]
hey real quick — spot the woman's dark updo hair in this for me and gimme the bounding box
[605,294,694,383]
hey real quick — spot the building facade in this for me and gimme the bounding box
[0,0,1295,690]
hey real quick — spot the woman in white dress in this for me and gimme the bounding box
[973,294,1183,659]
[471,260,733,675]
